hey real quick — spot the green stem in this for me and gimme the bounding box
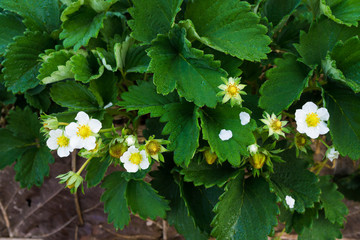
[22,142,38,147]
[99,126,123,133]
[282,111,295,119]
[76,157,93,175]
[58,122,69,126]
[319,138,330,149]
[315,158,328,175]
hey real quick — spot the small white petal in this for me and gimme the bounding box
[126,135,136,146]
[120,151,131,163]
[104,102,113,109]
[49,129,62,138]
[128,146,138,154]
[65,122,79,137]
[218,84,227,90]
[57,147,70,157]
[88,119,102,133]
[222,94,231,103]
[306,128,320,139]
[295,109,306,121]
[83,136,96,150]
[140,158,150,170]
[46,137,58,150]
[239,112,250,125]
[219,129,233,141]
[302,101,318,113]
[75,111,90,125]
[285,195,295,209]
[247,144,258,154]
[296,121,307,133]
[124,162,139,172]
[317,121,329,135]
[326,147,339,162]
[317,108,330,121]
[70,136,83,149]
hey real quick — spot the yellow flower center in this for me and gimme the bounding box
[57,135,69,147]
[77,125,91,139]
[146,140,161,155]
[227,84,238,96]
[305,113,320,127]
[271,119,282,131]
[129,152,142,165]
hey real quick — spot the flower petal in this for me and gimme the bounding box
[296,121,307,134]
[302,101,318,113]
[306,128,320,139]
[317,108,330,121]
[65,122,79,137]
[218,84,227,90]
[219,129,232,141]
[295,109,306,121]
[222,94,231,103]
[88,119,102,133]
[318,121,329,135]
[239,112,250,125]
[83,136,96,150]
[70,136,83,149]
[124,162,139,172]
[49,129,62,138]
[140,157,150,170]
[57,147,70,157]
[75,111,89,125]
[46,137,58,150]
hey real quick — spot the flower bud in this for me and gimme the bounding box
[109,142,128,158]
[295,133,306,148]
[145,140,161,156]
[249,153,266,169]
[204,149,217,165]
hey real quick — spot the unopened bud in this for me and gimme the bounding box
[146,140,161,156]
[109,142,128,158]
[204,149,217,165]
[250,153,266,169]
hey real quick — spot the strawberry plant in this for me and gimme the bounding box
[1,0,360,239]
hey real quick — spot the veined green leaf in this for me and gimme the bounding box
[0,12,25,56]
[259,54,312,114]
[321,0,360,27]
[69,51,104,83]
[200,105,256,166]
[262,0,301,27]
[2,31,55,93]
[7,107,41,141]
[89,71,118,108]
[184,0,271,61]
[85,153,112,188]
[147,26,227,107]
[128,0,183,43]
[24,86,51,111]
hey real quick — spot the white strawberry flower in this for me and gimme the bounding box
[295,102,329,139]
[219,129,232,141]
[120,146,150,172]
[326,147,339,162]
[247,143,259,155]
[285,195,295,209]
[239,112,250,125]
[65,111,102,150]
[125,135,137,146]
[46,129,74,157]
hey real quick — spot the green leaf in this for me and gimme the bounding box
[324,85,360,160]
[321,0,360,27]
[125,45,151,73]
[101,172,130,230]
[126,179,170,220]
[89,71,118,107]
[50,80,100,110]
[328,36,360,92]
[147,26,227,108]
[181,183,222,234]
[38,49,75,84]
[298,212,342,240]
[160,102,200,166]
[60,4,107,50]
[0,0,60,32]
[269,149,321,213]
[180,155,239,188]
[211,174,279,240]
[24,86,51,111]
[151,165,208,240]
[2,31,56,93]
[204,48,243,78]
[14,146,54,188]
[200,105,256,166]
[184,0,271,61]
[85,154,111,188]
[319,176,348,225]
[69,51,104,83]
[259,54,312,114]
[0,128,27,152]
[128,0,183,43]
[262,0,301,26]
[7,107,41,141]
[0,12,25,56]
[295,18,360,66]
[119,80,178,117]
[0,147,27,170]
[0,82,16,105]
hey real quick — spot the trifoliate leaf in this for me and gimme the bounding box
[298,212,342,240]
[160,102,200,166]
[89,71,118,108]
[321,0,360,27]
[262,0,301,27]
[0,12,25,56]
[126,180,170,220]
[211,174,279,240]
[125,45,151,73]
[147,26,227,108]
[38,49,75,84]
[269,149,321,213]
[50,80,100,110]
[24,86,51,111]
[2,31,55,93]
[7,107,41,141]
[151,165,208,240]
[60,3,107,50]
[319,176,348,226]
[85,153,112,188]
[119,80,179,117]
[295,18,360,66]
[69,51,104,83]
[0,0,60,32]
[200,105,256,166]
[184,0,271,61]
[14,146,54,188]
[181,183,222,234]
[328,36,360,93]
[128,0,183,43]
[180,155,239,188]
[324,85,360,160]
[101,172,130,230]
[259,54,312,114]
